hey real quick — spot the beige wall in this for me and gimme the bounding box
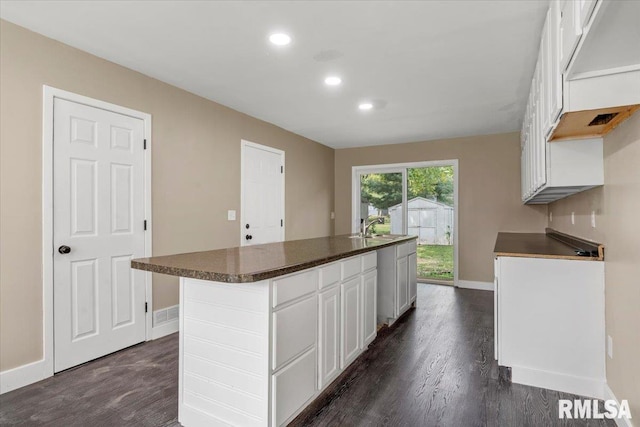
[0,20,334,371]
[334,132,548,283]
[548,111,640,420]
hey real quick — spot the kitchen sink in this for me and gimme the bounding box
[348,234,399,240]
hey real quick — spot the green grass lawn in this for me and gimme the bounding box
[417,244,453,281]
[366,216,453,280]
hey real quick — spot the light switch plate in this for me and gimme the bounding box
[607,335,613,358]
[227,210,236,221]
[571,212,575,225]
[591,211,596,228]
[330,211,335,220]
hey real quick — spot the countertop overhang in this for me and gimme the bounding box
[494,228,604,261]
[131,234,417,283]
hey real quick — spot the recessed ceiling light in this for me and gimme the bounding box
[269,33,291,46]
[324,76,342,86]
[358,102,373,111]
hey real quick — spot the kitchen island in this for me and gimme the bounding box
[132,234,417,426]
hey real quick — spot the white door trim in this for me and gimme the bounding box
[42,86,153,378]
[240,140,285,246]
[351,159,459,286]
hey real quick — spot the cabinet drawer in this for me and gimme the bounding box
[272,347,316,426]
[319,262,340,290]
[273,269,318,308]
[273,296,317,370]
[361,252,377,272]
[397,241,416,258]
[341,256,361,280]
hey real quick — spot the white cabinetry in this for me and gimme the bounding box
[520,0,606,204]
[179,250,381,427]
[377,240,417,325]
[318,285,340,389]
[396,256,409,316]
[408,252,417,303]
[272,347,317,426]
[494,256,605,398]
[340,276,361,369]
[361,269,378,348]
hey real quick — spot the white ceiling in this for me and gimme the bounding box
[0,1,549,149]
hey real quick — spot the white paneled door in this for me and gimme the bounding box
[241,141,284,246]
[53,98,146,372]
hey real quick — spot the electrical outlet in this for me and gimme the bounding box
[227,210,236,221]
[591,211,596,228]
[607,335,613,358]
[571,212,575,225]
[330,211,335,220]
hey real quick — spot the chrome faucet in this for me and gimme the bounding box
[360,218,378,237]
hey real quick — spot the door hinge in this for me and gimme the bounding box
[280,165,283,173]
[144,220,147,231]
[145,302,148,313]
[281,219,283,227]
[144,139,147,150]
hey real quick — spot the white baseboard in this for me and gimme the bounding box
[457,280,494,291]
[2,306,179,394]
[151,319,179,340]
[512,365,605,400]
[0,359,51,395]
[604,383,634,427]
[151,304,179,340]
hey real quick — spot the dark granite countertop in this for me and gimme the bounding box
[494,229,603,261]
[132,234,417,283]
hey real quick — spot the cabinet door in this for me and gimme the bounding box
[272,347,316,426]
[272,295,317,370]
[318,286,340,389]
[560,0,581,71]
[536,75,547,190]
[396,256,409,316]
[341,277,361,369]
[494,257,499,361]
[408,252,417,303]
[548,0,563,124]
[578,0,597,29]
[361,270,377,348]
[540,15,550,134]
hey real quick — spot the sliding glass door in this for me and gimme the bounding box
[353,162,457,283]
[358,171,404,236]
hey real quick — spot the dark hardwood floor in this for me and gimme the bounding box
[0,284,614,426]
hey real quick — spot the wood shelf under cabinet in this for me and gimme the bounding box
[549,105,640,141]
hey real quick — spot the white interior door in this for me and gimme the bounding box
[241,141,284,246]
[53,98,146,372]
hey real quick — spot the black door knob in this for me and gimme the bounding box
[245,224,250,229]
[245,234,253,240]
[58,245,71,254]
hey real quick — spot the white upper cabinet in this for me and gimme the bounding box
[519,0,636,204]
[578,0,598,30]
[560,0,581,72]
[547,0,563,125]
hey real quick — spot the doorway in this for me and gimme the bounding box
[241,140,285,246]
[353,160,458,285]
[43,87,152,375]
